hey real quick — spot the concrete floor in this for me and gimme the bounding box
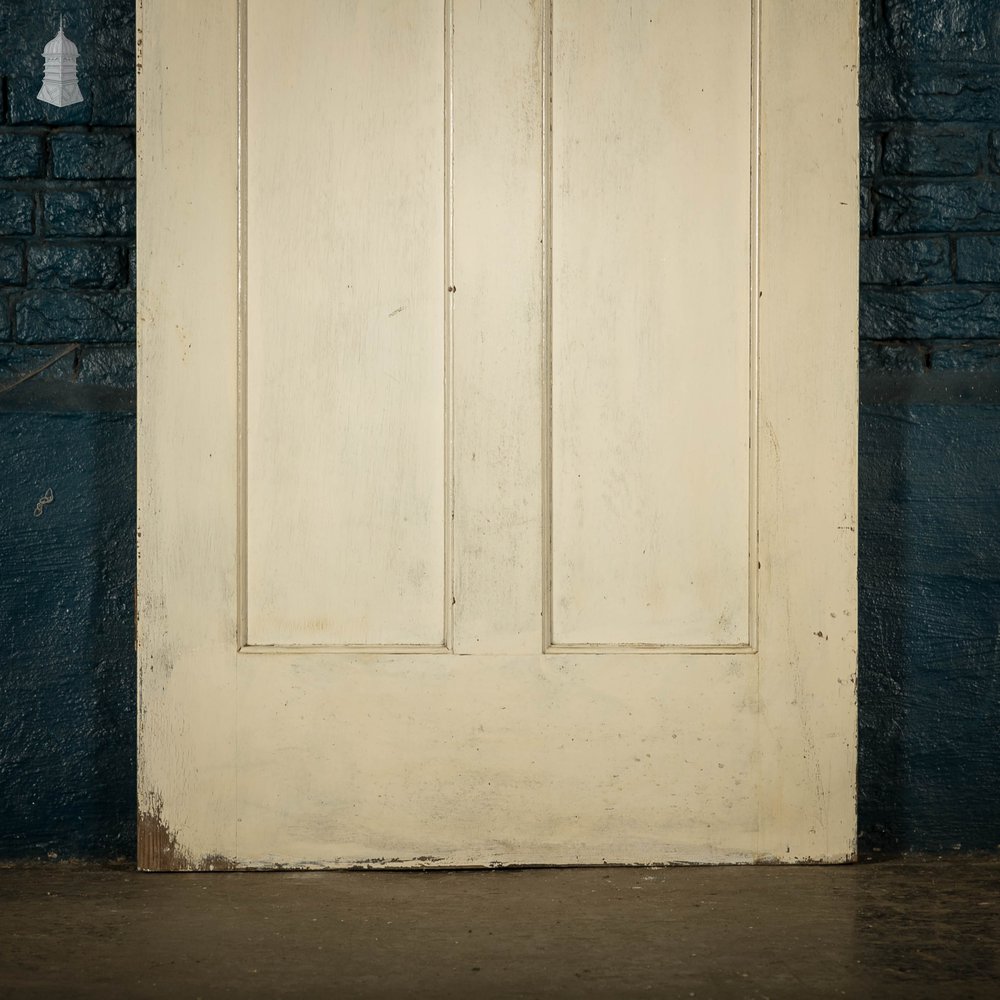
[1,858,998,998]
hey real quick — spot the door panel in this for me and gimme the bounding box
[245,0,447,647]
[234,654,760,866]
[137,0,858,870]
[550,0,753,648]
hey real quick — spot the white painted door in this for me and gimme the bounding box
[136,0,858,870]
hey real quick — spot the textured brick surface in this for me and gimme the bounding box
[6,76,92,127]
[15,291,134,343]
[0,0,135,94]
[0,408,136,860]
[864,64,1000,123]
[877,180,1000,235]
[863,0,1000,64]
[955,236,1000,284]
[0,134,45,179]
[861,0,1000,363]
[990,132,1000,174]
[931,342,1000,371]
[44,188,134,238]
[862,290,1000,341]
[860,237,951,286]
[0,343,135,387]
[89,75,135,127]
[27,244,125,289]
[51,133,134,179]
[858,0,1000,856]
[859,341,927,373]
[0,191,35,235]
[860,129,879,178]
[859,404,1000,852]
[860,186,873,235]
[882,129,981,177]
[0,243,24,285]
[0,0,138,863]
[0,6,136,356]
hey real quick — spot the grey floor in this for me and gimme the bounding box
[1,857,998,998]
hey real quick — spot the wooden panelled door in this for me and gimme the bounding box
[136,0,859,870]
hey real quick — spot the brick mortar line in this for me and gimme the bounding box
[861,233,1000,238]
[864,234,1000,240]
[866,179,1000,187]
[862,121,1000,126]
[861,59,1000,68]
[0,181,135,189]
[862,119,1000,127]
[0,235,134,240]
[0,126,134,134]
[861,284,1000,291]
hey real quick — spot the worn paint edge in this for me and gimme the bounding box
[137,796,237,872]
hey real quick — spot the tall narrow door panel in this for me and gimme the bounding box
[550,0,753,648]
[245,1,447,648]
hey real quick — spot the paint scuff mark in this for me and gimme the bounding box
[138,793,236,872]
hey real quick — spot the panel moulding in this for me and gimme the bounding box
[542,0,760,655]
[235,0,455,653]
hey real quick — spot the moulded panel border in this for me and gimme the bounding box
[543,0,760,655]
[235,0,456,653]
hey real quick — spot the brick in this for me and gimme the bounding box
[861,185,874,235]
[956,237,1000,284]
[90,75,135,127]
[28,244,125,289]
[0,4,131,75]
[861,238,951,286]
[877,181,1000,235]
[0,295,10,341]
[0,343,72,382]
[862,62,1000,124]
[859,0,890,70]
[0,191,34,235]
[128,246,135,288]
[91,15,136,76]
[6,76,91,126]
[931,342,1000,372]
[0,134,45,179]
[883,129,980,177]
[861,289,1000,340]
[14,290,134,344]
[2,3,135,124]
[72,344,135,387]
[859,341,926,373]
[989,132,1000,174]
[0,243,24,284]
[44,188,134,237]
[51,133,133,180]
[880,0,1000,65]
[0,3,135,77]
[0,5,61,76]
[860,130,879,178]
[0,342,135,388]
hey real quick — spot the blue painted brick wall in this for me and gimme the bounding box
[0,0,135,859]
[860,0,1000,371]
[859,0,1000,853]
[0,0,135,350]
